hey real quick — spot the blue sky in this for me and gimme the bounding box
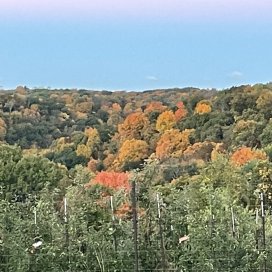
[0,0,272,90]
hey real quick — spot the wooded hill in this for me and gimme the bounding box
[1,83,272,271]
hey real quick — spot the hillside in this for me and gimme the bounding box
[1,83,272,271]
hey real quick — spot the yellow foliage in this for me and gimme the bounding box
[76,144,92,158]
[155,129,193,160]
[194,101,212,115]
[54,137,73,152]
[75,128,100,158]
[211,143,226,161]
[58,112,70,121]
[233,120,257,133]
[22,148,50,156]
[156,110,176,133]
[114,139,149,169]
[256,90,272,110]
[75,101,93,113]
[84,127,99,140]
[30,104,39,111]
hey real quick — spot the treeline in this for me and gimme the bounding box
[0,84,272,174]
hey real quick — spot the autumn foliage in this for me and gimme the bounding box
[144,101,167,114]
[194,101,212,115]
[87,158,98,173]
[0,117,7,140]
[118,112,149,140]
[114,139,149,170]
[155,129,192,160]
[115,203,145,219]
[86,171,130,191]
[156,110,177,133]
[174,101,188,121]
[111,103,122,113]
[231,147,267,166]
[183,141,216,162]
[115,202,131,218]
[54,137,73,152]
[74,101,93,113]
[76,127,100,158]
[256,90,272,110]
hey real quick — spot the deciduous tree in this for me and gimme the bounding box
[144,101,167,114]
[86,171,130,191]
[174,101,188,121]
[231,146,267,166]
[156,110,176,133]
[113,139,149,170]
[118,112,149,140]
[156,129,192,160]
[194,100,212,114]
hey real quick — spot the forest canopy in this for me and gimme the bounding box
[1,83,272,271]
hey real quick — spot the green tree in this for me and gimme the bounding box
[0,144,22,200]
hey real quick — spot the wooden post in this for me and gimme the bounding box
[255,208,260,251]
[110,196,118,252]
[260,193,267,272]
[156,193,167,272]
[64,197,71,271]
[34,207,37,226]
[231,207,235,238]
[210,194,215,267]
[131,179,139,272]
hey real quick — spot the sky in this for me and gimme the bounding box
[0,0,272,91]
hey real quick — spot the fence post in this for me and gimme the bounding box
[260,192,267,272]
[131,179,139,272]
[157,193,167,272]
[110,196,118,252]
[64,197,71,271]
